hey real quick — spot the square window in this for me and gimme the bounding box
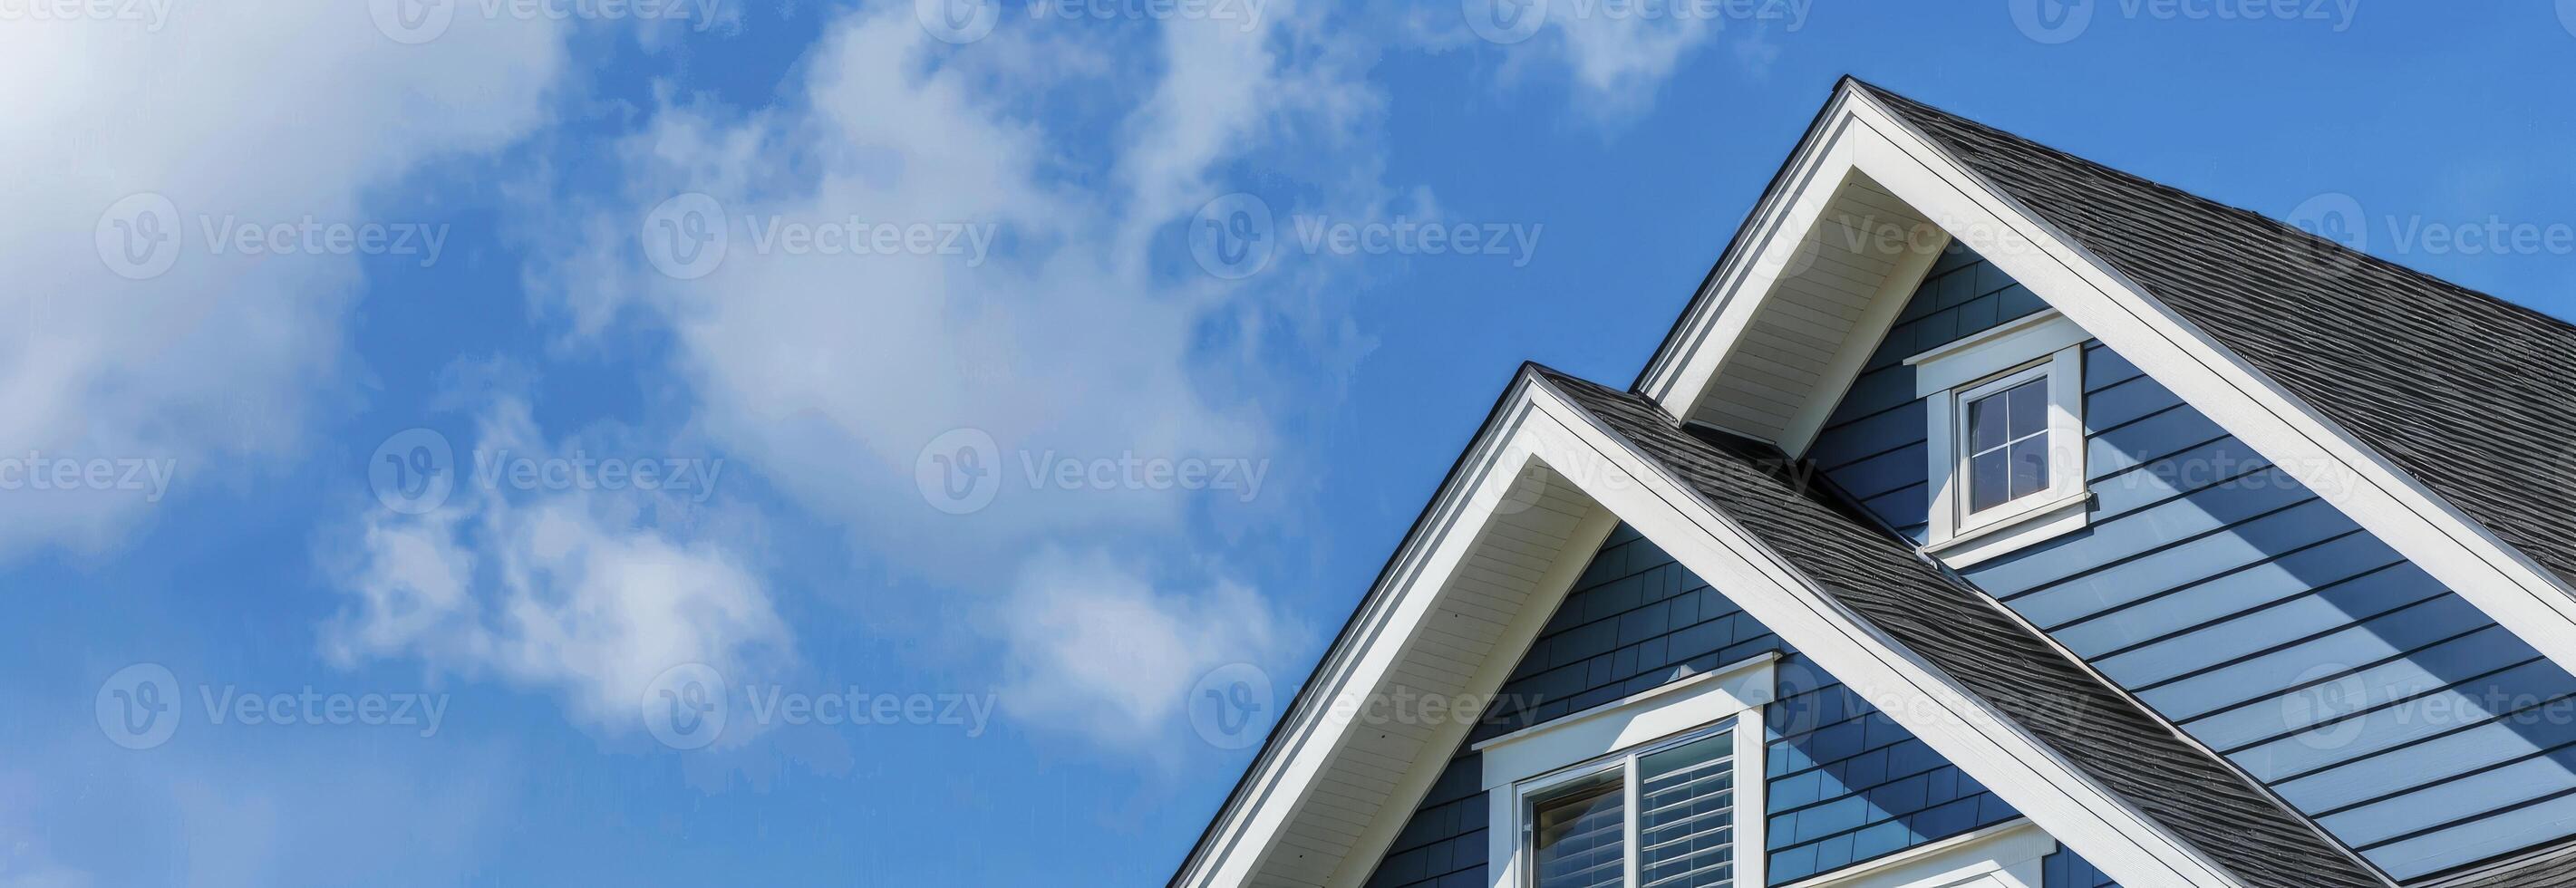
[1904,313,2093,565]
[1963,377,2051,515]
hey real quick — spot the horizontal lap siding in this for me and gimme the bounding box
[1362,526,2016,888]
[1817,249,2576,883]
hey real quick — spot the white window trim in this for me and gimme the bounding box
[1913,312,2091,568]
[1774,819,2050,888]
[1481,652,1776,888]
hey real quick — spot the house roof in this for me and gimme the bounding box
[1179,79,2576,888]
[1533,365,2383,888]
[1855,80,2576,594]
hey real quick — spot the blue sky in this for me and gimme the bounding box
[8,2,2576,885]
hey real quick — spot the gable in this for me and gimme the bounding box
[1803,246,2576,882]
[1174,365,2339,888]
[1872,86,2576,601]
[1181,78,2576,888]
[1361,525,2020,888]
[1637,80,2576,717]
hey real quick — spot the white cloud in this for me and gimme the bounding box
[1547,10,1720,111]
[0,7,572,555]
[524,3,1388,573]
[517,1,1382,749]
[1419,0,1798,121]
[324,396,790,732]
[993,548,1293,747]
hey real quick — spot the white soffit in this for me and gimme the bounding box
[1680,168,1947,455]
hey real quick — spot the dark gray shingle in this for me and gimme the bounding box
[1534,365,2383,888]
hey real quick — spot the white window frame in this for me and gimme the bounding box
[1479,652,1776,888]
[1911,310,2092,567]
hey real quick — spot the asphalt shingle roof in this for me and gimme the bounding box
[1535,365,2385,888]
[1859,80,2576,594]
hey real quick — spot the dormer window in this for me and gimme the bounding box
[1961,370,2053,515]
[1908,310,2093,566]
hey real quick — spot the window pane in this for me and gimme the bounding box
[1639,734,1735,888]
[1970,448,2011,512]
[2009,436,2050,498]
[1534,779,1626,888]
[1968,391,2006,452]
[2006,378,2048,439]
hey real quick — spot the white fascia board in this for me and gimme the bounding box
[1640,90,1871,420]
[1826,86,2576,688]
[1172,379,1559,888]
[1177,372,2249,888]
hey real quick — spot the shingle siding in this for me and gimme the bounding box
[1538,368,2381,888]
[1360,525,2017,888]
[1811,244,2576,882]
[2042,845,2118,888]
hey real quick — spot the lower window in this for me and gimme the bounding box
[1526,726,1739,888]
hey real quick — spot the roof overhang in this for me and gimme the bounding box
[1634,77,2576,696]
[1170,366,2252,888]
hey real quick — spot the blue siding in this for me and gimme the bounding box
[2043,845,2118,888]
[1807,244,2576,882]
[1362,526,2018,888]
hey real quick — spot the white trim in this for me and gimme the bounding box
[1846,82,2576,680]
[1641,90,1869,417]
[1924,345,2088,555]
[1778,820,2051,888]
[1172,371,2251,888]
[1315,507,1624,888]
[1924,493,2088,569]
[1636,81,2576,706]
[1473,652,1777,780]
[1733,709,1768,886]
[1905,310,2087,396]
